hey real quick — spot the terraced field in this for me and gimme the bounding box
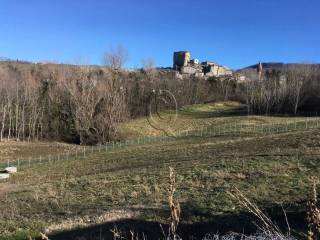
[0,102,320,239]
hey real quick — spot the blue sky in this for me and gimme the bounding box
[0,0,319,69]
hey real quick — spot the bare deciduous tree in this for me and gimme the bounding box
[103,45,128,69]
[286,65,313,115]
[141,57,155,70]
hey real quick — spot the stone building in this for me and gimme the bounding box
[173,51,232,78]
[202,62,232,77]
[173,51,190,69]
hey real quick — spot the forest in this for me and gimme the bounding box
[0,53,319,145]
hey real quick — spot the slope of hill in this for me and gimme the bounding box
[0,102,319,239]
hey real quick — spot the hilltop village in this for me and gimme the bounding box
[173,51,233,79]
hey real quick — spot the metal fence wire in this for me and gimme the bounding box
[1,118,320,170]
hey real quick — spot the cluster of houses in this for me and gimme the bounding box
[172,51,291,84]
[173,51,233,78]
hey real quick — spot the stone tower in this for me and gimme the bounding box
[173,51,190,69]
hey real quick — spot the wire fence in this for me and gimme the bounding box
[1,117,320,170]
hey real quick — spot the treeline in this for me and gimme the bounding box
[239,64,320,115]
[2,55,318,145]
[0,61,232,144]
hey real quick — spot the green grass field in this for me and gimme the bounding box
[0,102,320,239]
[120,101,318,138]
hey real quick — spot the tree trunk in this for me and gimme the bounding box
[1,104,7,142]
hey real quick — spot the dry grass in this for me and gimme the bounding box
[167,167,181,240]
[1,129,319,238]
[47,210,137,234]
[0,102,320,239]
[0,141,82,163]
[307,180,320,240]
[228,188,285,237]
[119,101,315,139]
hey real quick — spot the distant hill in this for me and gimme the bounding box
[243,62,284,70]
[241,62,320,71]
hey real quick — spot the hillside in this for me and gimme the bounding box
[0,102,319,239]
[120,101,317,138]
[241,62,320,71]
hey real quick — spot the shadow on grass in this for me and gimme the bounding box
[49,216,254,240]
[179,103,319,120]
[49,204,307,240]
